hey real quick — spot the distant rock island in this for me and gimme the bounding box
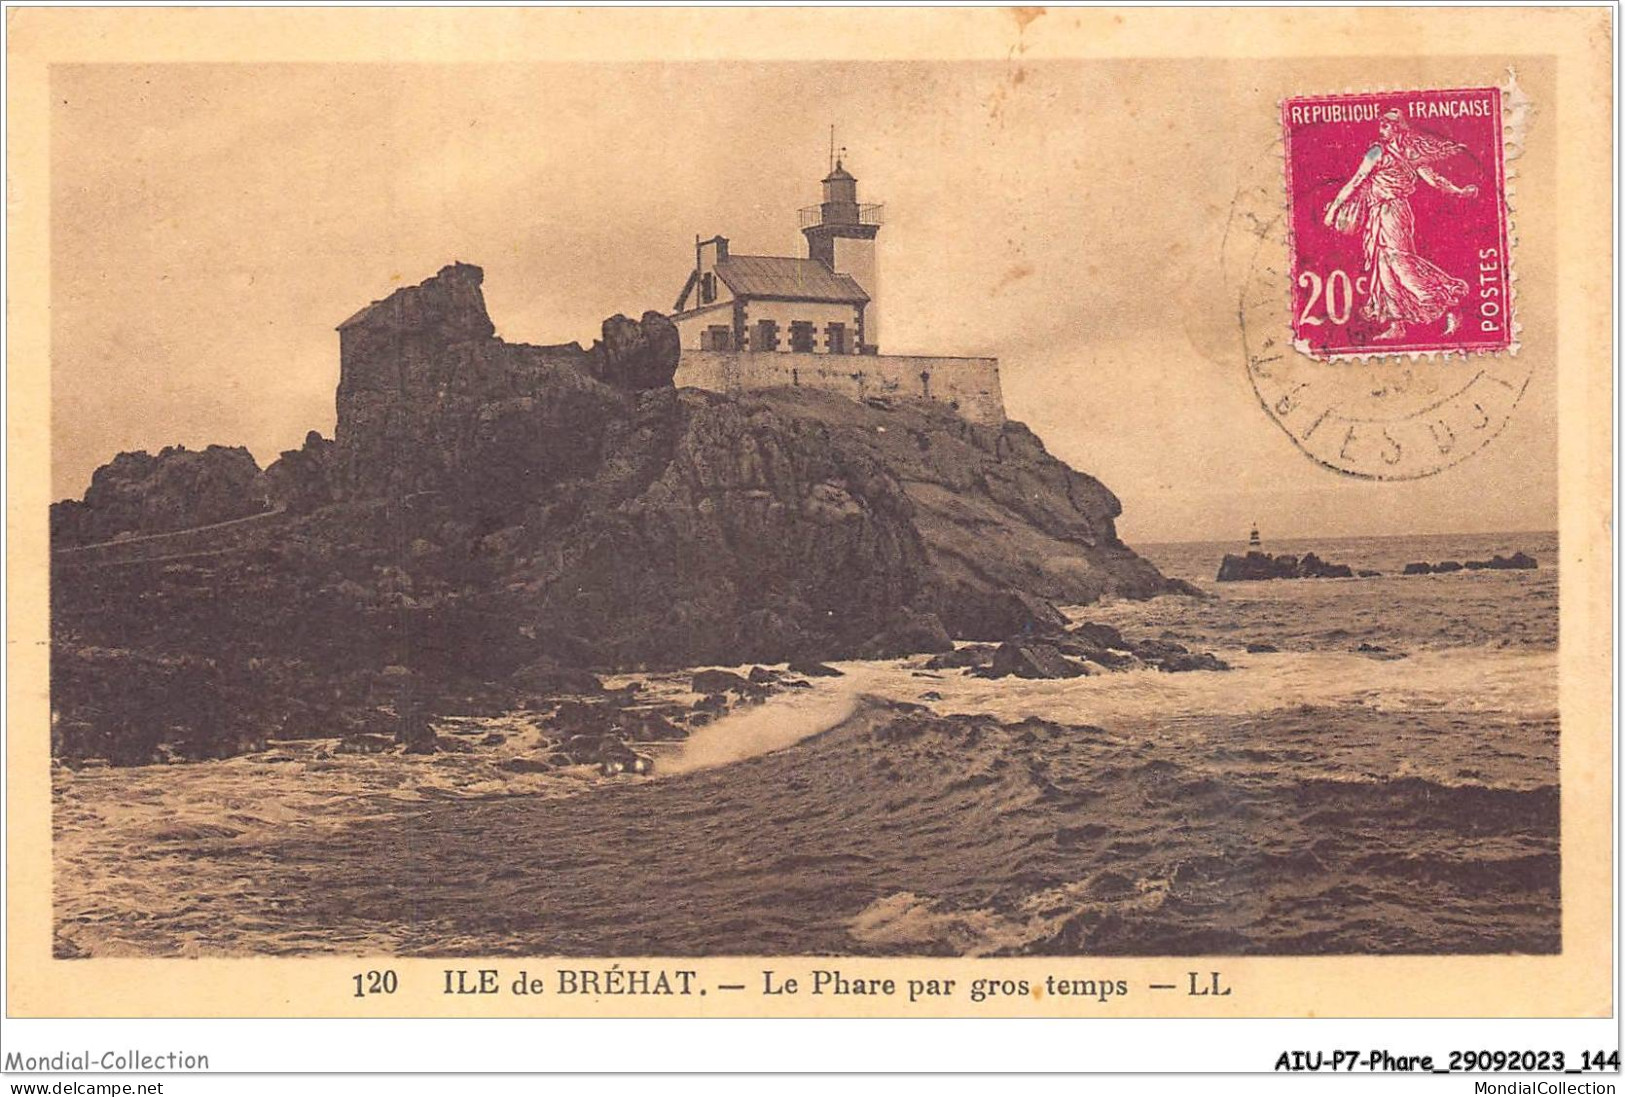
[1216,550,1357,582]
[1217,547,1540,582]
[50,263,1190,764]
[1404,553,1538,574]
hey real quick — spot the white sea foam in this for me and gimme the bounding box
[899,647,1557,725]
[656,644,1554,777]
[663,689,859,774]
[661,664,911,774]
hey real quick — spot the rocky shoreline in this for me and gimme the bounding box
[53,611,1228,773]
[50,263,1194,767]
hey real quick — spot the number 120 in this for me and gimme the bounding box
[352,970,398,997]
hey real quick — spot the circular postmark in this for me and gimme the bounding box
[1223,136,1531,482]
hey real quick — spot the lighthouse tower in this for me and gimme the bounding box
[800,157,883,353]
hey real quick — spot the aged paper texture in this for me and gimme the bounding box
[6,7,1612,1019]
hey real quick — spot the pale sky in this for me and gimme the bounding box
[51,59,1557,543]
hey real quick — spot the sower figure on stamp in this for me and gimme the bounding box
[1323,108,1479,341]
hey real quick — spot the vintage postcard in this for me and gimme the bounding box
[3,5,1614,1061]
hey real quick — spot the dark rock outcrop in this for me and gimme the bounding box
[786,660,840,678]
[589,311,682,391]
[332,263,682,508]
[962,625,1231,679]
[1156,651,1229,673]
[1216,550,1355,582]
[264,431,337,514]
[982,641,1088,680]
[859,610,955,659]
[51,645,272,765]
[922,644,998,671]
[1404,553,1538,575]
[943,588,1070,640]
[691,669,750,694]
[51,444,270,548]
[510,658,603,697]
[1068,622,1126,650]
[494,383,1176,666]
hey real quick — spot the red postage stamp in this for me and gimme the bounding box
[1281,87,1512,359]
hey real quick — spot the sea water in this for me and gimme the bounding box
[53,531,1559,957]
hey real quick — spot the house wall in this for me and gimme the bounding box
[675,350,1006,425]
[737,299,864,353]
[672,302,738,352]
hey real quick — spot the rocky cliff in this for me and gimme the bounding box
[51,262,1186,761]
[51,444,271,547]
[498,385,1173,666]
[319,263,1174,665]
[332,262,678,504]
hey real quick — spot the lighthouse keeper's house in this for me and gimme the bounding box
[669,157,1006,425]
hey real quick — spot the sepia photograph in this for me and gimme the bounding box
[5,6,1612,1041]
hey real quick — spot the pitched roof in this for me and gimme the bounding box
[714,255,869,304]
[672,269,700,312]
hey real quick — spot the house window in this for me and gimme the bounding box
[701,272,716,304]
[754,319,779,351]
[789,321,817,353]
[701,325,732,351]
[826,322,849,355]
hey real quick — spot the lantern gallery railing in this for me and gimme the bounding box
[798,203,885,229]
